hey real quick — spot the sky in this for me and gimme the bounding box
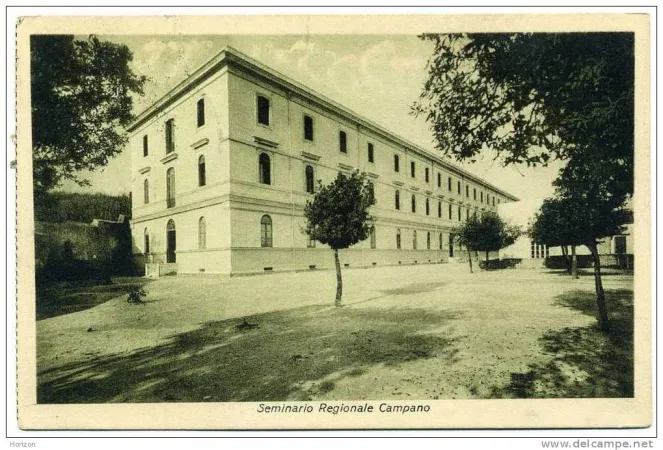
[59,34,564,225]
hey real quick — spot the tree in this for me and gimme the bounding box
[304,171,375,307]
[412,33,634,196]
[453,212,521,271]
[31,35,146,195]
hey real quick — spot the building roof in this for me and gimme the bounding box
[127,46,519,202]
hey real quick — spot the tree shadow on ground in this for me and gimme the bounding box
[38,305,463,403]
[491,289,633,398]
[542,269,630,278]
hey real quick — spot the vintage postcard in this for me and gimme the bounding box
[15,13,651,430]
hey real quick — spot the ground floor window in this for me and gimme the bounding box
[413,230,417,250]
[396,228,401,249]
[530,240,548,259]
[261,215,273,247]
[427,231,431,250]
[370,226,376,249]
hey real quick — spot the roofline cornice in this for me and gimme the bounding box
[127,46,519,202]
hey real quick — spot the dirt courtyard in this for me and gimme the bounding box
[36,263,634,403]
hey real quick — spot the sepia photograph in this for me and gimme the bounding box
[14,13,651,431]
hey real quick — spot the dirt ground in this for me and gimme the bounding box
[36,263,634,403]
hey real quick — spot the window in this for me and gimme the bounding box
[437,173,441,188]
[307,232,316,248]
[448,176,452,191]
[143,179,149,204]
[166,220,176,263]
[438,201,442,218]
[144,228,150,254]
[396,228,401,249]
[439,232,443,250]
[367,143,374,163]
[486,194,490,205]
[493,197,496,207]
[394,154,400,172]
[395,190,400,210]
[458,205,461,221]
[448,203,453,220]
[466,185,469,197]
[427,232,431,250]
[425,198,430,216]
[615,236,627,254]
[367,181,375,204]
[530,241,547,259]
[260,215,273,248]
[466,209,469,220]
[305,165,315,193]
[166,167,176,208]
[425,168,430,183]
[142,135,148,157]
[474,188,477,200]
[411,194,416,213]
[457,181,461,194]
[259,153,271,185]
[370,226,376,249]
[165,119,175,154]
[413,230,417,250]
[198,155,206,187]
[411,161,416,178]
[498,199,501,204]
[339,131,347,153]
[257,95,270,126]
[304,115,314,141]
[198,217,206,249]
[197,98,205,127]
[481,192,484,203]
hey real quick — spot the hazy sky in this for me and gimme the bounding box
[59,34,564,224]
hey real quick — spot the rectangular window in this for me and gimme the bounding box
[257,95,270,126]
[307,233,316,248]
[457,181,461,194]
[474,188,477,200]
[481,192,484,203]
[197,98,205,127]
[448,177,452,191]
[466,185,469,197]
[394,155,400,172]
[411,161,416,178]
[493,197,496,207]
[367,143,374,163]
[339,131,347,153]
[458,206,461,221]
[437,173,441,188]
[142,135,148,157]
[304,115,314,141]
[425,168,429,183]
[165,119,175,154]
[448,203,452,220]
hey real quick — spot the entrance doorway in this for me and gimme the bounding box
[166,219,176,263]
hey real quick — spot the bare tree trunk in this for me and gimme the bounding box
[467,247,473,274]
[334,248,343,307]
[571,245,579,279]
[588,243,609,332]
[561,245,571,274]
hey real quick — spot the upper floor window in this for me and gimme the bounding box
[143,179,149,204]
[198,217,206,250]
[370,226,376,249]
[259,153,271,185]
[425,168,430,183]
[165,119,175,154]
[481,191,484,203]
[198,155,206,187]
[438,201,442,218]
[498,198,501,204]
[466,185,469,197]
[304,115,314,141]
[447,176,452,191]
[458,205,462,221]
[166,167,176,208]
[474,188,477,200]
[437,173,441,188]
[493,197,496,207]
[486,194,490,205]
[197,98,205,127]
[394,154,400,172]
[411,194,416,213]
[425,198,430,216]
[466,209,469,220]
[367,143,374,163]
[367,181,375,204]
[305,165,315,194]
[457,181,461,194]
[257,95,270,126]
[395,190,400,210]
[260,215,273,248]
[339,131,347,153]
[410,161,416,178]
[448,203,452,220]
[142,135,148,157]
[144,228,150,254]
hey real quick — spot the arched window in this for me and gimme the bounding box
[198,217,206,249]
[395,190,400,210]
[143,179,149,204]
[396,228,401,249]
[305,165,315,193]
[166,167,176,208]
[370,226,376,249]
[425,198,430,216]
[166,220,176,263]
[259,153,271,185]
[427,231,431,250]
[198,155,206,187]
[197,98,205,127]
[260,215,273,247]
[144,228,150,254]
[413,230,418,250]
[411,194,416,213]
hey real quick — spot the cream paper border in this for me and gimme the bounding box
[15,13,652,430]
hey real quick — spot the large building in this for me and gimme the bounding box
[128,47,519,276]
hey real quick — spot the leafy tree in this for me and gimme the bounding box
[453,212,520,271]
[31,35,146,195]
[304,171,375,307]
[412,32,634,195]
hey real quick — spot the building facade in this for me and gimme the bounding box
[128,47,519,276]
